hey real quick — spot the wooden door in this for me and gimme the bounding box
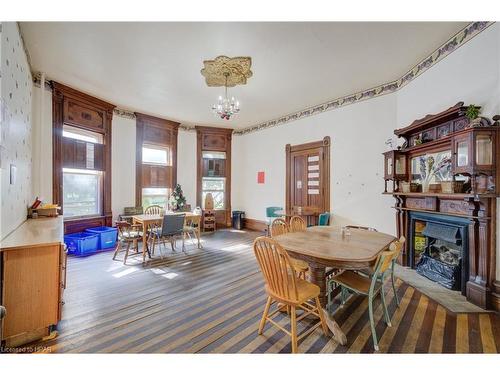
[286,137,330,225]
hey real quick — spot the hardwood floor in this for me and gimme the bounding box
[20,229,500,353]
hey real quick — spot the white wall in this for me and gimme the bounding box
[233,94,397,235]
[32,85,53,203]
[111,115,136,221]
[396,23,500,281]
[0,23,33,239]
[232,23,500,279]
[397,23,500,126]
[177,129,197,208]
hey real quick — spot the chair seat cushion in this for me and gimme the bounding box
[331,270,379,295]
[121,231,142,239]
[290,258,309,272]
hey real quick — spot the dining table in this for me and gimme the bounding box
[132,212,202,262]
[274,225,395,344]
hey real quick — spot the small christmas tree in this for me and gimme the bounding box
[169,184,187,211]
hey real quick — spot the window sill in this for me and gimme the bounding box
[63,215,106,223]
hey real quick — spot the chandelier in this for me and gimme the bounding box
[212,72,240,120]
[201,56,252,121]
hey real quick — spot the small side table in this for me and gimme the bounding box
[203,210,216,232]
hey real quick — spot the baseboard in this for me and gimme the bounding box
[492,280,500,312]
[243,218,267,232]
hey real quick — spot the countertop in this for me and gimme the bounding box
[0,216,64,251]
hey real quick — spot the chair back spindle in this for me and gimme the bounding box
[253,237,298,302]
[289,216,307,232]
[145,205,163,216]
[270,218,289,237]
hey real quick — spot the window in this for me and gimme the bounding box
[202,177,225,209]
[142,187,171,209]
[143,145,170,166]
[63,125,103,144]
[63,168,102,217]
[202,151,226,159]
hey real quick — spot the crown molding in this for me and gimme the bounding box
[113,108,136,120]
[234,21,494,136]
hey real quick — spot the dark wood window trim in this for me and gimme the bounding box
[135,112,179,207]
[196,126,233,227]
[52,82,115,233]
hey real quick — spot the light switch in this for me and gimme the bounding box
[10,164,16,185]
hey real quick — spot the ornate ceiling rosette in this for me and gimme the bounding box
[201,56,253,87]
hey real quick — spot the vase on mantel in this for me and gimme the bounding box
[422,180,430,193]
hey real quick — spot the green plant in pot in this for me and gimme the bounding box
[169,184,187,211]
[465,104,488,127]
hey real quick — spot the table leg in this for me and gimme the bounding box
[309,265,327,307]
[309,264,347,345]
[142,222,148,263]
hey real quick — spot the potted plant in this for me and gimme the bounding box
[169,184,187,212]
[465,104,490,127]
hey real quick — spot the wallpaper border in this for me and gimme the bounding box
[234,21,494,135]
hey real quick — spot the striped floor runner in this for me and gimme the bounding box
[22,229,500,353]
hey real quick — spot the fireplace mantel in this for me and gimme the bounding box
[383,103,500,311]
[389,189,497,311]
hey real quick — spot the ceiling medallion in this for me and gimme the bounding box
[201,55,252,87]
[202,56,252,120]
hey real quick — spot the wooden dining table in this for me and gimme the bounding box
[274,225,395,344]
[132,212,202,262]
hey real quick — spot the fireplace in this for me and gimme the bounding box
[408,212,470,295]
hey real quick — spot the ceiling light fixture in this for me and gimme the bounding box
[201,56,252,121]
[212,72,240,120]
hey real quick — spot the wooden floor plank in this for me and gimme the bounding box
[455,314,469,353]
[468,314,483,353]
[428,305,446,353]
[387,290,422,353]
[401,295,429,353]
[414,299,438,353]
[442,310,457,353]
[14,229,499,354]
[478,314,497,353]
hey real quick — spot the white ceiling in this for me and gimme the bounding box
[20,22,467,129]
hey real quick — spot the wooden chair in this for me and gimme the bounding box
[112,221,143,265]
[330,239,403,351]
[270,219,309,279]
[144,205,163,215]
[326,225,378,310]
[183,214,202,249]
[289,215,307,232]
[388,236,406,306]
[144,205,164,254]
[253,236,328,353]
[265,206,284,235]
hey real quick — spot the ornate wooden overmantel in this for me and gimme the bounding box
[383,102,500,311]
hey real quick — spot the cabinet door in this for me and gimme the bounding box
[452,133,472,174]
[474,131,495,170]
[2,246,60,339]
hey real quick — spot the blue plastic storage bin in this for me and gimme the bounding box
[85,226,118,250]
[64,232,99,256]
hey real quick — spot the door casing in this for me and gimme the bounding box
[285,136,331,218]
